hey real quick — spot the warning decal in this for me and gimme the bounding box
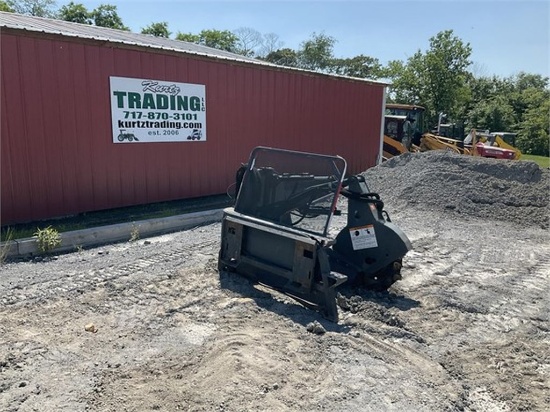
[349,225,378,250]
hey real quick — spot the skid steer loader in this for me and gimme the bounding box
[218,147,412,321]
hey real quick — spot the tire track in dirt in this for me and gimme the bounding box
[392,219,550,412]
[0,240,218,305]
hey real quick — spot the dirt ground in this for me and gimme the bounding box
[1,152,549,411]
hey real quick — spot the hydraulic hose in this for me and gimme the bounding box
[339,187,385,211]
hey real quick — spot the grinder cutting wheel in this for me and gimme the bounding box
[218,146,412,321]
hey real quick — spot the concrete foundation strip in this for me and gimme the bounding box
[1,209,224,259]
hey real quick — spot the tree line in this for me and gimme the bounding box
[3,0,548,156]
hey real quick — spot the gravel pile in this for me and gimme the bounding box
[362,151,549,229]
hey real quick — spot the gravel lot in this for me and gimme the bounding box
[1,151,549,411]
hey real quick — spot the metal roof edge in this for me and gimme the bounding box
[0,11,388,86]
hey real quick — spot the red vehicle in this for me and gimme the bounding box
[474,142,517,159]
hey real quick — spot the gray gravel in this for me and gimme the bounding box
[363,151,549,229]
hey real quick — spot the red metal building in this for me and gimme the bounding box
[1,12,387,225]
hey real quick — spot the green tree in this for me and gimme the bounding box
[58,1,91,24]
[329,55,383,79]
[0,1,14,11]
[262,48,299,67]
[511,75,550,155]
[466,72,549,155]
[176,29,238,52]
[466,75,512,104]
[6,0,56,17]
[176,32,200,43]
[141,21,171,38]
[507,73,548,124]
[467,95,515,132]
[517,97,550,155]
[387,30,472,127]
[261,32,381,79]
[384,59,424,104]
[298,32,336,72]
[90,4,128,30]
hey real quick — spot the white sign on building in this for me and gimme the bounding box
[110,76,206,143]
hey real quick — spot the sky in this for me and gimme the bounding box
[59,0,549,79]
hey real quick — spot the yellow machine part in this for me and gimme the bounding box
[385,130,521,161]
[420,134,472,155]
[491,135,522,160]
[383,134,408,160]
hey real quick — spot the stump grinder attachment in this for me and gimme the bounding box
[218,147,412,321]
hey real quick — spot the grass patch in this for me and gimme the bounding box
[521,154,550,168]
[1,194,233,242]
[34,226,62,253]
[0,227,14,264]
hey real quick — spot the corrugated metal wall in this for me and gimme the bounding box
[1,31,385,225]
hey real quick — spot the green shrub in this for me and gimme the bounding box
[35,226,62,253]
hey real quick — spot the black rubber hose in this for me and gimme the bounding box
[339,188,385,210]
